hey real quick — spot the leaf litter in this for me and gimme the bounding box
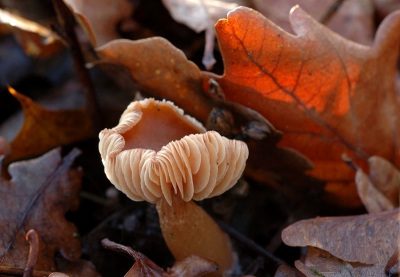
[0,1,399,276]
[0,148,81,272]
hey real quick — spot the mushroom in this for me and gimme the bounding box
[99,98,249,276]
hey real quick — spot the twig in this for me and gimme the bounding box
[319,0,346,25]
[101,238,140,260]
[341,153,358,171]
[0,266,50,277]
[217,220,286,267]
[265,216,295,253]
[101,238,166,276]
[23,230,39,277]
[51,0,102,133]
[80,190,110,206]
[242,256,265,275]
[85,211,123,239]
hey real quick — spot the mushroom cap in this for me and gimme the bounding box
[99,98,249,205]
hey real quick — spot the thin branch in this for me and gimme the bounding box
[319,0,346,25]
[101,238,141,261]
[341,153,358,171]
[217,220,286,267]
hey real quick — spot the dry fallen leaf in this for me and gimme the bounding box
[367,156,400,207]
[5,88,94,164]
[0,148,82,272]
[354,155,400,213]
[0,8,62,58]
[97,38,213,122]
[282,208,400,269]
[101,238,218,277]
[294,247,386,277]
[251,0,375,45]
[355,167,395,213]
[385,249,400,277]
[202,6,400,206]
[161,0,238,69]
[63,0,134,47]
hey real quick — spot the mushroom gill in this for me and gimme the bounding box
[99,98,249,276]
[99,98,248,205]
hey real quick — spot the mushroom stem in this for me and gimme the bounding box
[156,193,235,277]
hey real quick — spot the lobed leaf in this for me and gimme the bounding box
[203,6,400,206]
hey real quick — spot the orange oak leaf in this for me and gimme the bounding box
[5,88,94,163]
[0,148,82,272]
[202,6,400,206]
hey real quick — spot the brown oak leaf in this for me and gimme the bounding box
[202,6,400,206]
[0,9,62,58]
[5,88,94,164]
[96,38,213,122]
[0,148,82,272]
[282,208,400,273]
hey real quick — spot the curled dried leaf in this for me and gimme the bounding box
[282,208,400,265]
[355,167,395,213]
[5,88,94,164]
[368,156,400,207]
